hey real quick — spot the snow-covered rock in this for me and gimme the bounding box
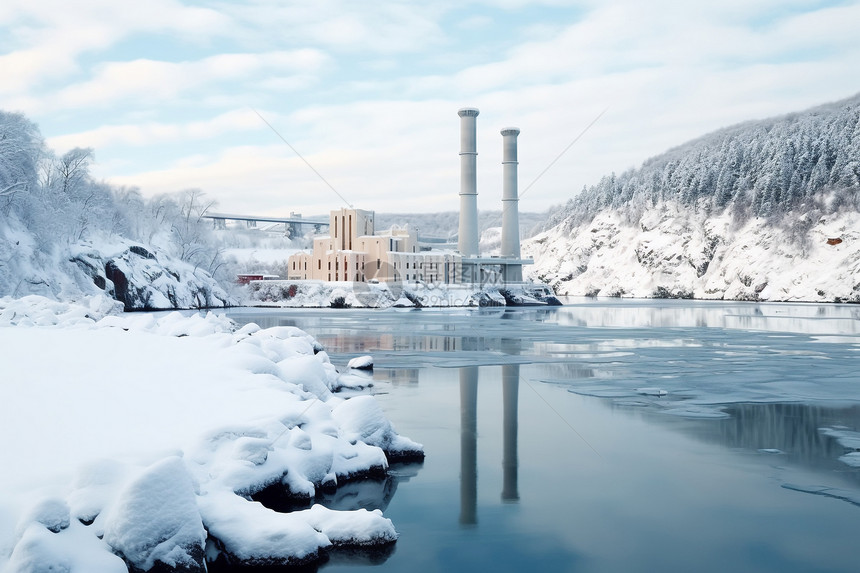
[348,355,373,370]
[525,201,860,302]
[101,457,206,573]
[71,240,232,311]
[0,295,423,571]
[332,396,424,462]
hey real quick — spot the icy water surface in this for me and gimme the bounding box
[226,299,860,573]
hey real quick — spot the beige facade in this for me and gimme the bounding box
[287,208,463,284]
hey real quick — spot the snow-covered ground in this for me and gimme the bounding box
[524,201,860,302]
[0,295,422,572]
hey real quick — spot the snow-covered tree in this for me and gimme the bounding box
[541,93,860,233]
[0,111,43,214]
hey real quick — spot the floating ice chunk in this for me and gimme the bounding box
[102,457,206,572]
[819,427,860,450]
[757,448,785,455]
[838,452,860,468]
[636,387,668,397]
[348,355,374,370]
[782,483,860,508]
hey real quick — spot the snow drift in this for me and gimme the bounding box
[0,295,423,572]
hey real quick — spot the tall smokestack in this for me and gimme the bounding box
[500,127,522,282]
[458,108,480,257]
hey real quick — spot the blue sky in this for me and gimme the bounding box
[2,0,859,216]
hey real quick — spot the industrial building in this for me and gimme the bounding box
[287,107,532,286]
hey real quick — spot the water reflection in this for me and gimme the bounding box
[220,303,860,573]
[555,298,860,336]
[459,366,478,526]
[647,402,860,488]
[501,367,520,503]
[501,339,520,503]
[459,340,522,526]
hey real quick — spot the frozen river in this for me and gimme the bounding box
[225,299,860,573]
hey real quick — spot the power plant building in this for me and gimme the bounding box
[287,107,532,285]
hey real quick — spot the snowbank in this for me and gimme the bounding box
[525,201,860,303]
[0,295,422,571]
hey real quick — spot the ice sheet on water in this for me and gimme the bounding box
[636,387,668,396]
[818,427,860,450]
[782,483,860,508]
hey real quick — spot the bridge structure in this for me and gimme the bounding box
[204,212,330,237]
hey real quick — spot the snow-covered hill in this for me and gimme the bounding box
[525,200,860,302]
[526,93,860,302]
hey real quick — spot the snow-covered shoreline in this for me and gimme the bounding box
[244,279,560,308]
[525,201,860,303]
[0,295,422,572]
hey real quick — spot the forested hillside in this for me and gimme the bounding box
[0,110,231,309]
[526,93,860,302]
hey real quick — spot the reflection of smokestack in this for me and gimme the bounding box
[501,127,522,282]
[458,108,480,258]
[500,338,520,502]
[459,366,478,526]
[501,365,519,502]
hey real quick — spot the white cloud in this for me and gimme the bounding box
[0,0,232,98]
[222,0,448,54]
[6,0,860,215]
[47,49,329,111]
[46,108,268,152]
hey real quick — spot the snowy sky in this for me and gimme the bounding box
[2,0,860,216]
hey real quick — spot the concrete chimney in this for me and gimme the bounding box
[500,127,522,282]
[458,108,480,257]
